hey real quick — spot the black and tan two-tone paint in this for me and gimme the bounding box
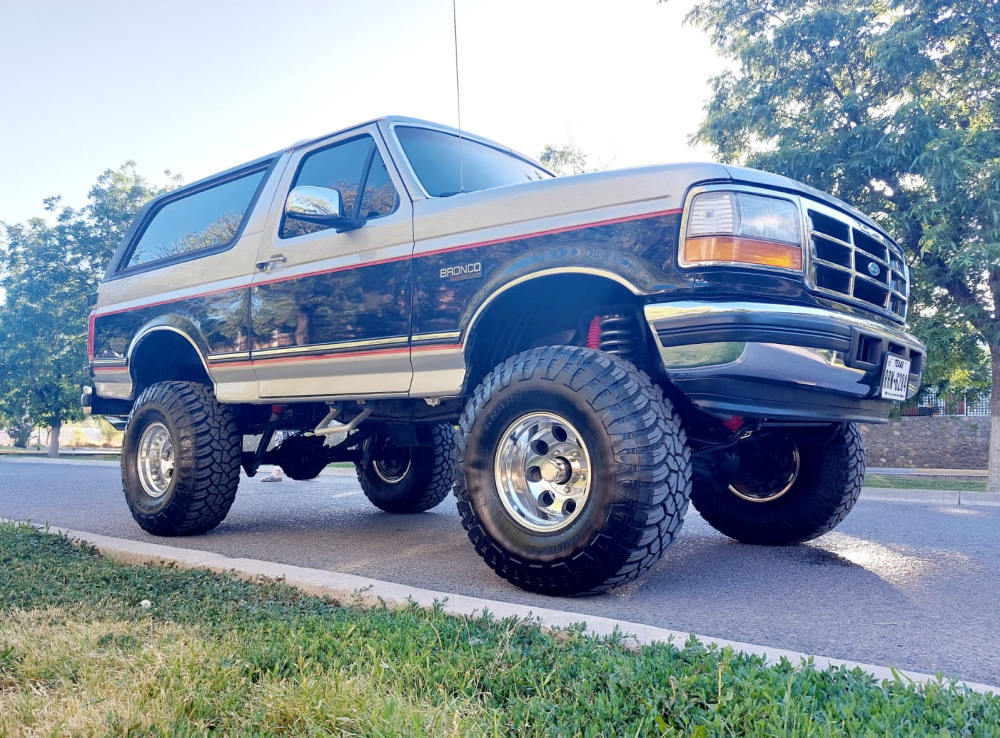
[90,204,688,404]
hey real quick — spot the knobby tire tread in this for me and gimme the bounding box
[123,381,241,536]
[454,346,691,595]
[357,424,455,513]
[691,423,865,546]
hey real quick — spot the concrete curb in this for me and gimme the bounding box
[3,518,995,696]
[862,488,1000,507]
[869,467,987,477]
[862,488,959,505]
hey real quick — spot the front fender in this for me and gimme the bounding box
[465,240,686,335]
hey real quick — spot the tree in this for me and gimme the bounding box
[538,144,593,175]
[0,164,173,455]
[680,0,1000,487]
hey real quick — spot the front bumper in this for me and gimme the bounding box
[644,301,925,424]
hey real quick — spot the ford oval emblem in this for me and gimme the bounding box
[867,262,881,277]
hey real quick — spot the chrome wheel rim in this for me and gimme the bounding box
[137,422,175,499]
[728,434,800,503]
[373,453,411,484]
[494,412,592,533]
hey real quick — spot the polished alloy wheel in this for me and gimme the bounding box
[728,432,801,503]
[137,421,175,499]
[494,412,592,533]
[372,453,412,484]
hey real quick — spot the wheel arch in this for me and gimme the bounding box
[461,269,653,394]
[128,320,214,397]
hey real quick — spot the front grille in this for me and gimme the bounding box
[807,207,908,321]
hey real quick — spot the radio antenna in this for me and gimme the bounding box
[452,0,464,194]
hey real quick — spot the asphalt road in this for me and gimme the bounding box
[2,460,998,687]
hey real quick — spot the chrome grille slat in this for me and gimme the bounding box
[807,207,908,321]
[813,260,853,273]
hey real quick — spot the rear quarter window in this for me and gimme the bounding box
[124,167,268,270]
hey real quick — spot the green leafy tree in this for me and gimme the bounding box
[538,144,592,175]
[680,0,1000,485]
[0,164,173,455]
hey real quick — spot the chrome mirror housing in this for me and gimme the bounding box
[284,186,346,224]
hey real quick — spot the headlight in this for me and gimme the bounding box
[683,191,803,271]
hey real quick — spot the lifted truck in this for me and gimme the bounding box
[83,117,924,595]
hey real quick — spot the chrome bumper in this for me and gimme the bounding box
[643,301,925,423]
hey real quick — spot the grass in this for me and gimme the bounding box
[1,523,998,736]
[864,473,987,492]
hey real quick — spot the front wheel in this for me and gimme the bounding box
[690,423,865,545]
[121,381,241,536]
[356,424,455,513]
[455,346,691,596]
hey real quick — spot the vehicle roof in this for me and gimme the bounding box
[148,116,532,207]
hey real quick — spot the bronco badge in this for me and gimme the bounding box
[440,262,483,281]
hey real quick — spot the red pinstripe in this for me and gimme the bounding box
[92,208,683,318]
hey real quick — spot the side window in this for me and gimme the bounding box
[280,135,398,239]
[126,168,266,269]
[394,126,550,197]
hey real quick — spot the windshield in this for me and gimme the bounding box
[394,126,551,197]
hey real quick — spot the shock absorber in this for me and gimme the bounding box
[586,313,644,367]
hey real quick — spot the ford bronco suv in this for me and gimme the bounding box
[84,117,924,595]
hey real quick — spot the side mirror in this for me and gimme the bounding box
[284,186,348,225]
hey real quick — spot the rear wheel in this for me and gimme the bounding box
[122,381,241,536]
[690,423,865,545]
[455,346,691,596]
[356,424,455,513]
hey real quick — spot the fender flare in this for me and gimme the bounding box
[127,316,214,386]
[458,241,668,342]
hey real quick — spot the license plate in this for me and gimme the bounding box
[880,355,911,401]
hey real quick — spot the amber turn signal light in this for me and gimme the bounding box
[683,236,803,271]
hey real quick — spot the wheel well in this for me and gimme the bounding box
[463,274,653,392]
[130,331,212,397]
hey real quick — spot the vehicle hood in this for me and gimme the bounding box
[722,164,887,235]
[412,162,731,243]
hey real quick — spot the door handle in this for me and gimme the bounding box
[255,254,287,271]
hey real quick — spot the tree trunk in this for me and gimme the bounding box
[989,347,1000,494]
[47,418,61,458]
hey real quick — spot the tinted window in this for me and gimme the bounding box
[281,135,397,239]
[126,169,265,269]
[395,126,550,197]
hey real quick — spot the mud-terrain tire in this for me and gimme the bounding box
[691,423,865,545]
[454,346,691,596]
[122,381,241,536]
[274,434,329,480]
[356,424,455,513]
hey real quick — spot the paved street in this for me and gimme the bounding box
[2,460,998,686]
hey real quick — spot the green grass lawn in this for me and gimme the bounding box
[1,524,997,735]
[864,474,987,492]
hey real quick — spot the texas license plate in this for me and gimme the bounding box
[880,355,911,401]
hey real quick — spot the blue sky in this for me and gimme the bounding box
[0,0,723,225]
